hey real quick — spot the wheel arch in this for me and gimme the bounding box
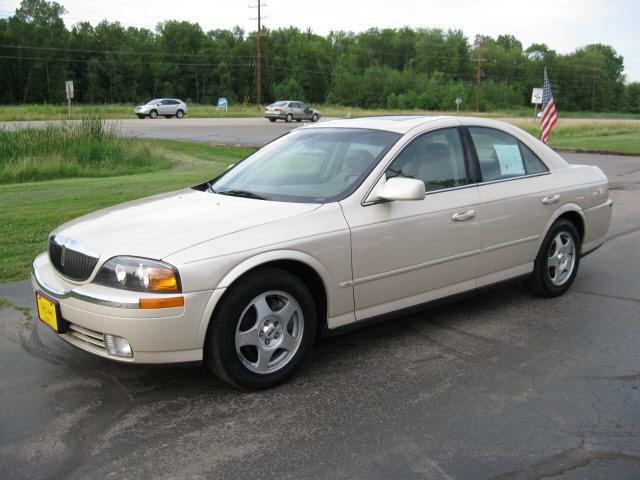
[539,204,586,250]
[198,251,331,347]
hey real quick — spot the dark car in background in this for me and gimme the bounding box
[264,101,321,123]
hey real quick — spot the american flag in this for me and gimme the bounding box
[541,67,557,144]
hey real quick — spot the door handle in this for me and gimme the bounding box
[451,210,476,221]
[542,194,561,204]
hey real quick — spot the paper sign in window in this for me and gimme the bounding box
[493,144,525,176]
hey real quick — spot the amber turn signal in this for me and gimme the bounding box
[139,296,184,309]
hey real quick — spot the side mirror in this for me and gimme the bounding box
[376,177,425,201]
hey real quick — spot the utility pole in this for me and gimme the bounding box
[473,45,486,113]
[249,1,266,108]
[590,66,597,112]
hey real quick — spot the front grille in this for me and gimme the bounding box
[48,237,99,281]
[66,323,106,352]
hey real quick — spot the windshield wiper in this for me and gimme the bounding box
[218,189,269,200]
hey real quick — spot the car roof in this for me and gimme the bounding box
[308,115,449,133]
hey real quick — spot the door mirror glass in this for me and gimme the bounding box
[377,177,426,201]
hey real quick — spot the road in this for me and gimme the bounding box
[2,115,639,147]
[1,149,639,478]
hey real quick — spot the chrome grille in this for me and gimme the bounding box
[67,323,106,352]
[48,236,99,281]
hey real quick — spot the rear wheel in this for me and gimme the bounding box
[205,268,317,390]
[176,110,184,119]
[149,109,158,119]
[529,219,581,297]
[285,113,293,123]
[269,118,276,123]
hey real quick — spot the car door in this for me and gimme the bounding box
[465,126,556,286]
[341,127,482,320]
[300,103,311,120]
[157,100,170,115]
[165,100,178,115]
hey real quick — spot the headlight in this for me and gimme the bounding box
[94,257,181,293]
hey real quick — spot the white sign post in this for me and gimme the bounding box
[65,80,74,119]
[531,87,543,122]
[455,96,462,113]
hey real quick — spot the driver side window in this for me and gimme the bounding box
[385,128,468,192]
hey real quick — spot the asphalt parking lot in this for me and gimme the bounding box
[1,146,639,478]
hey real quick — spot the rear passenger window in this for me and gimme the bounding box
[468,127,548,181]
[386,128,468,192]
[520,142,549,174]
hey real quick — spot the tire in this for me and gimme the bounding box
[176,110,184,119]
[205,268,317,390]
[269,118,276,123]
[311,114,319,122]
[136,114,145,119]
[529,219,581,297]
[285,113,293,123]
[149,109,158,119]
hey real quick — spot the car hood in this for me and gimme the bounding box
[52,189,321,261]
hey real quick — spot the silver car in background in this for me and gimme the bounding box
[265,100,321,123]
[135,98,187,119]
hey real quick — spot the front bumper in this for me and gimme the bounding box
[31,253,215,364]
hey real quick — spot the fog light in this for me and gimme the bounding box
[104,334,133,357]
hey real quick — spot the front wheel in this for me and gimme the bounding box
[136,114,145,119]
[205,268,317,390]
[311,113,319,122]
[149,109,158,119]
[529,219,581,297]
[285,113,293,123]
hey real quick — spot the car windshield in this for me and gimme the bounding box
[204,128,401,203]
[270,101,287,107]
[146,99,161,105]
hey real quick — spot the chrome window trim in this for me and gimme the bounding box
[361,171,552,206]
[476,171,551,186]
[32,262,139,309]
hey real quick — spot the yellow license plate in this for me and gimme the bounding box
[36,293,60,332]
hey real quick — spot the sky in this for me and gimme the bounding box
[1,0,638,81]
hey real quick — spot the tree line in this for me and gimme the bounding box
[2,0,640,113]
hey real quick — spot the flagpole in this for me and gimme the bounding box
[540,67,546,141]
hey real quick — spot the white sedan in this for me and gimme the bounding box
[32,116,612,389]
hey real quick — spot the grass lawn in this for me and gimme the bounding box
[0,140,254,282]
[1,103,639,122]
[516,123,640,154]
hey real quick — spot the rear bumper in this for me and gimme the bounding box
[581,198,613,254]
[31,253,214,364]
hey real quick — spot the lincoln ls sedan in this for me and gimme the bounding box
[32,116,612,389]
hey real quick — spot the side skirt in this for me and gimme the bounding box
[324,274,532,337]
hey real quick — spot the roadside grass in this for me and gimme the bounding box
[1,103,639,122]
[517,123,640,154]
[0,140,255,282]
[1,116,171,183]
